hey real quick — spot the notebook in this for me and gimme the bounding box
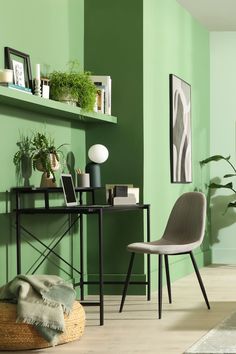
[61,174,78,206]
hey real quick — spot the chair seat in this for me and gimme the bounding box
[127,239,200,254]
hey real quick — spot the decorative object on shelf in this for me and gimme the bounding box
[0,69,13,83]
[34,64,41,96]
[91,75,112,115]
[41,78,50,98]
[169,74,192,183]
[85,144,109,187]
[0,82,32,94]
[48,60,96,111]
[30,132,67,187]
[13,133,32,187]
[4,47,33,91]
[34,79,41,96]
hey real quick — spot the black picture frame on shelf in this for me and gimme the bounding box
[169,74,192,183]
[4,47,32,90]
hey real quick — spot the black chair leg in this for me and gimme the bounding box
[119,252,135,313]
[189,251,210,310]
[164,255,172,304]
[158,254,163,319]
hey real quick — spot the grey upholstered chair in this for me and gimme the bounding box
[119,191,210,318]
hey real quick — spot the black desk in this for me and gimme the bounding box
[12,187,150,325]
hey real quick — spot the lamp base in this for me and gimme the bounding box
[85,162,101,187]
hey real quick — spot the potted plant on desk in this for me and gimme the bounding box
[30,132,67,188]
[13,133,32,187]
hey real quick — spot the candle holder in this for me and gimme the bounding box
[34,79,41,97]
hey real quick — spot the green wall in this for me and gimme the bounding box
[210,32,236,263]
[0,0,211,295]
[85,0,211,294]
[0,0,85,285]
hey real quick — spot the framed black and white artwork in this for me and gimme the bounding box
[169,74,192,183]
[4,47,32,90]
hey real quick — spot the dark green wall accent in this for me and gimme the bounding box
[84,0,145,294]
[85,0,210,294]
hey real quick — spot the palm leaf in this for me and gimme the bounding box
[209,182,233,189]
[227,201,236,208]
[200,155,230,166]
[224,174,236,178]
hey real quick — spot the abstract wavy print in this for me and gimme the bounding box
[170,74,191,183]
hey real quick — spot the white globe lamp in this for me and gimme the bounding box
[86,144,109,187]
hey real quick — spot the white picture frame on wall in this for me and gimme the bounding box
[169,74,192,183]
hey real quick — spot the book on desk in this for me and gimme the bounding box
[106,184,139,206]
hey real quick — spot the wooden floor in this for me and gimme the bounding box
[2,265,236,354]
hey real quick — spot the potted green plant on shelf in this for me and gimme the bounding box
[49,60,96,111]
[13,133,32,186]
[200,154,236,211]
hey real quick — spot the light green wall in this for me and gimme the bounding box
[210,32,236,263]
[84,0,210,294]
[143,0,211,287]
[0,0,85,285]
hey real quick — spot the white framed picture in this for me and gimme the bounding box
[169,74,192,183]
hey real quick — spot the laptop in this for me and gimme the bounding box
[61,174,78,206]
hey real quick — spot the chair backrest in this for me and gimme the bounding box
[163,192,206,247]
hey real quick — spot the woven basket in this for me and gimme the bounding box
[0,300,85,350]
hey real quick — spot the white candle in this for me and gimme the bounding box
[35,64,40,80]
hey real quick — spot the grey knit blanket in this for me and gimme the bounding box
[0,274,76,345]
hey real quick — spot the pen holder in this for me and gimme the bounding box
[77,173,90,188]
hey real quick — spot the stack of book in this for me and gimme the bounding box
[91,75,111,115]
[0,82,32,94]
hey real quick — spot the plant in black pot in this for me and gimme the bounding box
[30,132,66,188]
[13,133,32,187]
[49,60,96,111]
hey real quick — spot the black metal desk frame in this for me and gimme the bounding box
[12,187,150,326]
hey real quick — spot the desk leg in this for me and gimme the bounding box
[98,209,104,326]
[147,206,151,301]
[80,213,84,301]
[16,212,21,274]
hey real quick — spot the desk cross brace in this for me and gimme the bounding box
[18,216,82,276]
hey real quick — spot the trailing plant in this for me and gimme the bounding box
[13,133,32,184]
[49,60,96,111]
[200,154,236,210]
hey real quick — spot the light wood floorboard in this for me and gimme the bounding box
[2,265,236,354]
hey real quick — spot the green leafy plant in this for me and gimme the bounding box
[30,132,66,183]
[200,154,236,209]
[13,132,67,185]
[49,60,96,111]
[13,133,32,184]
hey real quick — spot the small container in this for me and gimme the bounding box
[0,69,13,83]
[77,173,90,188]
